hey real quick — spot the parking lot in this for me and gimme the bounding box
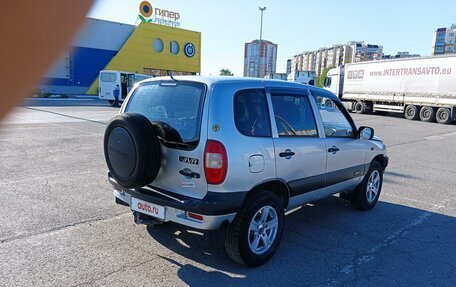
[1,98,455,287]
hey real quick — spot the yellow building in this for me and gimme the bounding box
[87,21,201,94]
[41,17,201,95]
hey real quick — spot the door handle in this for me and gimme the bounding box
[179,169,200,178]
[279,149,295,158]
[328,145,340,154]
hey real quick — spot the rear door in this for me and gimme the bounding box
[123,80,208,199]
[120,73,128,99]
[99,71,118,100]
[310,90,367,189]
[267,88,327,202]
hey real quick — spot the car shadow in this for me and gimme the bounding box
[384,171,421,180]
[157,255,245,286]
[146,196,456,286]
[383,171,423,185]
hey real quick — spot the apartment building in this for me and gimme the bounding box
[291,41,383,76]
[243,39,278,78]
[432,25,456,55]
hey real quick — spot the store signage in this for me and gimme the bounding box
[139,1,181,28]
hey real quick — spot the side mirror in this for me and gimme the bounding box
[358,126,374,140]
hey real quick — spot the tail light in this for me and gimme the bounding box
[204,140,227,184]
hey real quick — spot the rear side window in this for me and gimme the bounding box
[270,92,318,137]
[100,73,116,82]
[125,81,205,147]
[234,89,271,137]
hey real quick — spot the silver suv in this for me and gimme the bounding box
[104,76,388,266]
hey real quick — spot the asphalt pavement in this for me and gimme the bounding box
[0,98,455,286]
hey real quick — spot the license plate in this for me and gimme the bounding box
[131,197,165,220]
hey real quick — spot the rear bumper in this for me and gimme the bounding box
[108,174,246,230]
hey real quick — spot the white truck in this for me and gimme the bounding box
[324,55,456,124]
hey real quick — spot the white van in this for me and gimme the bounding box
[98,70,151,104]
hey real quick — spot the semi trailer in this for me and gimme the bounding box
[324,55,456,124]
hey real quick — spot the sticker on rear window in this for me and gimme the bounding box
[179,156,199,165]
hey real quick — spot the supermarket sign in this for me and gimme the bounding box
[138,1,181,28]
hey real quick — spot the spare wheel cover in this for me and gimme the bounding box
[107,127,137,178]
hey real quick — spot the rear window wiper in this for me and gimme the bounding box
[157,137,196,148]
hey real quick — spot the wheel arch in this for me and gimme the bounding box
[242,179,291,210]
[372,154,387,171]
[404,104,421,111]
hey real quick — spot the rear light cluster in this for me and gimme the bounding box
[204,140,227,184]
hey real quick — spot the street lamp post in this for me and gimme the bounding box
[258,6,266,78]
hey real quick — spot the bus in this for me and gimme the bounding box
[98,70,151,104]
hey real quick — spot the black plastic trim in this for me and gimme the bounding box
[288,174,325,197]
[325,164,369,187]
[288,163,370,197]
[109,174,247,215]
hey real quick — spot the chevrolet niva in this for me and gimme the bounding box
[104,76,388,266]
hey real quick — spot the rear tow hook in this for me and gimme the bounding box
[133,211,164,227]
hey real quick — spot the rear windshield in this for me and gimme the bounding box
[125,81,205,147]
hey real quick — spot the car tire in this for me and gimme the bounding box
[104,113,161,188]
[419,106,436,122]
[350,161,383,211]
[225,191,284,267]
[354,101,366,114]
[436,107,453,124]
[404,105,420,120]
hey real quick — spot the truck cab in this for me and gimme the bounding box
[324,66,344,98]
[288,71,317,85]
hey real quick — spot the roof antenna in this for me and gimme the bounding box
[168,70,178,81]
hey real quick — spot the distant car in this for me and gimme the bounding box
[104,76,388,266]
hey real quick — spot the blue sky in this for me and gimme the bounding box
[88,0,456,76]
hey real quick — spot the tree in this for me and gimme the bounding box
[316,66,334,88]
[219,68,234,76]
